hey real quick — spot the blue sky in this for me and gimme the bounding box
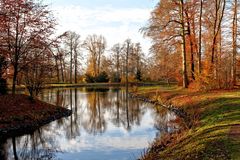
[45,0,159,53]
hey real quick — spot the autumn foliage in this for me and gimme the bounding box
[143,0,239,90]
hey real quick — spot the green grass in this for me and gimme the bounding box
[137,87,240,159]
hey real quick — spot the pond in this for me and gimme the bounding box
[0,87,179,160]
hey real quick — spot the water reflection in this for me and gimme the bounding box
[2,87,178,160]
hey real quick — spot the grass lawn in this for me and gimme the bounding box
[133,86,240,159]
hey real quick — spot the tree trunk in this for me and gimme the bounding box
[198,0,203,74]
[126,41,130,89]
[74,50,78,84]
[63,60,67,82]
[211,0,226,66]
[232,0,237,86]
[55,56,60,83]
[186,12,195,80]
[60,58,65,82]
[12,64,18,95]
[180,0,188,88]
[70,40,73,84]
[117,49,120,81]
[97,51,101,76]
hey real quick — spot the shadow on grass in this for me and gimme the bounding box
[153,96,240,159]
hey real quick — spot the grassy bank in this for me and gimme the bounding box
[133,86,240,159]
[8,81,176,91]
[0,94,71,138]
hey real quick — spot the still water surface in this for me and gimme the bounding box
[2,87,178,160]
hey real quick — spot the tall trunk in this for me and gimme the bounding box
[55,56,60,83]
[117,49,120,81]
[211,0,226,66]
[198,0,203,74]
[12,63,18,95]
[136,47,140,78]
[232,0,237,86]
[126,41,130,89]
[60,58,65,82]
[97,51,101,76]
[186,12,195,80]
[74,50,78,84]
[216,27,222,87]
[180,0,188,88]
[70,39,73,84]
[63,60,67,82]
[93,55,97,77]
[12,10,20,95]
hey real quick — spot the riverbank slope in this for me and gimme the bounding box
[133,86,240,159]
[0,94,71,138]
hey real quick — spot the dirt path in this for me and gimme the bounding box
[228,124,240,159]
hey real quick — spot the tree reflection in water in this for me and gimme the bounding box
[0,139,8,160]
[1,87,179,160]
[0,129,58,160]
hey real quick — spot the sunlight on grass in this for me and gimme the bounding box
[138,88,240,159]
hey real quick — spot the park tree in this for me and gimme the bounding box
[142,0,190,88]
[84,34,106,78]
[111,43,123,82]
[131,42,144,81]
[64,31,81,83]
[143,0,240,90]
[23,48,53,99]
[0,0,56,94]
[124,39,131,87]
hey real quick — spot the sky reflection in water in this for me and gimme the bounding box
[2,87,178,160]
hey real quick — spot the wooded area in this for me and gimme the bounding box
[0,0,240,96]
[0,0,150,96]
[0,1,240,159]
[143,0,240,89]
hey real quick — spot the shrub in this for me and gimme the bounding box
[135,70,142,81]
[85,73,95,83]
[95,71,109,82]
[111,73,121,83]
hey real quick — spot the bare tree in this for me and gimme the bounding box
[64,31,81,83]
[0,0,56,94]
[124,39,131,88]
[23,49,53,99]
[84,34,106,77]
[111,43,123,82]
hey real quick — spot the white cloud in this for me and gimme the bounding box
[51,5,152,53]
